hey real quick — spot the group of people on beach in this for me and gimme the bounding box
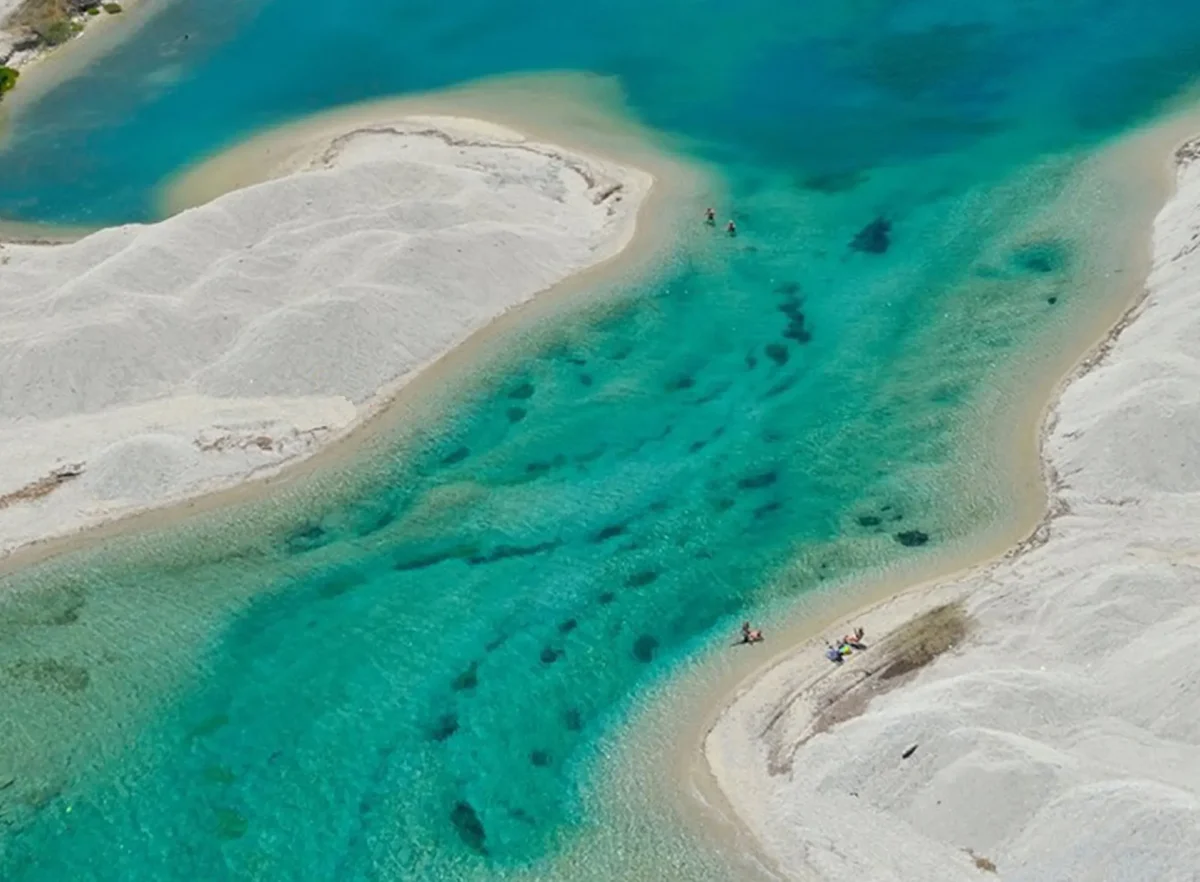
[705,207,736,237]
[824,627,866,663]
[733,620,865,659]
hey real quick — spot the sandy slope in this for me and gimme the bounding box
[705,140,1200,881]
[0,114,652,555]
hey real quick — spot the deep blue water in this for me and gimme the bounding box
[1,1,1200,880]
[2,0,1200,224]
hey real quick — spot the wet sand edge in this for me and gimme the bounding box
[0,76,711,578]
[649,107,1200,871]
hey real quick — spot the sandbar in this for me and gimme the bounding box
[0,108,668,556]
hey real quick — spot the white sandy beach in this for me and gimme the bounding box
[0,114,653,555]
[705,139,1200,881]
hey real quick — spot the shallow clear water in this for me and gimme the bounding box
[2,1,1200,880]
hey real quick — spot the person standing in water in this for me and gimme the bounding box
[705,207,716,225]
[726,219,737,237]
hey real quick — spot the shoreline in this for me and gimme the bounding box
[0,0,155,109]
[555,101,1200,882]
[696,115,1200,880]
[159,73,699,217]
[0,84,706,569]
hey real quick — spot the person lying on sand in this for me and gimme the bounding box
[841,626,867,650]
[824,642,844,664]
[738,621,764,645]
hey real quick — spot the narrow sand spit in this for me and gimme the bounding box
[0,114,653,555]
[705,139,1200,881]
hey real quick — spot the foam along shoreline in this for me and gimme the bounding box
[0,110,662,557]
[704,134,1200,881]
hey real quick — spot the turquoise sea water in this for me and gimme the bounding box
[3,2,1200,880]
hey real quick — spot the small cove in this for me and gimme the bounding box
[4,3,1200,879]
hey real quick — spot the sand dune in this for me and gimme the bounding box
[706,138,1200,880]
[0,114,652,555]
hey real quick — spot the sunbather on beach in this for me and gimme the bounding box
[738,621,764,644]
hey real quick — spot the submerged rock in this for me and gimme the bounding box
[440,446,470,465]
[625,569,659,588]
[430,713,459,742]
[1012,238,1069,275]
[632,634,659,663]
[765,343,789,366]
[451,662,479,692]
[507,381,535,400]
[851,217,891,254]
[450,801,487,854]
[592,523,627,543]
[778,292,812,344]
[285,523,328,554]
[213,807,248,840]
[738,470,778,490]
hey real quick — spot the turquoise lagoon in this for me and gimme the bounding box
[2,1,1200,879]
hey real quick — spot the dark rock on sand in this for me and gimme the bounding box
[450,801,488,854]
[632,634,659,663]
[451,662,479,692]
[430,713,459,742]
[765,343,790,366]
[738,470,778,490]
[592,523,627,543]
[1012,238,1069,275]
[507,381,535,400]
[440,446,470,465]
[625,569,659,588]
[851,217,891,254]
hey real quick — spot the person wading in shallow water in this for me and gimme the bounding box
[726,219,737,237]
[705,207,716,225]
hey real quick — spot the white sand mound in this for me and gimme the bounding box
[706,138,1200,880]
[0,115,652,554]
